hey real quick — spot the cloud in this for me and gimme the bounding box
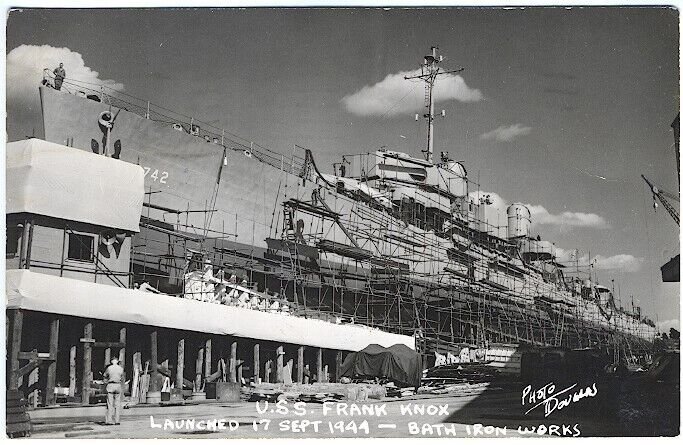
[479,124,532,142]
[591,254,644,272]
[554,248,644,273]
[657,319,680,333]
[467,191,609,235]
[341,68,482,117]
[6,45,124,136]
[526,204,609,229]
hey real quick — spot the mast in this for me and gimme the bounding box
[405,46,464,164]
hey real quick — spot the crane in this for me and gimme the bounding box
[641,174,680,226]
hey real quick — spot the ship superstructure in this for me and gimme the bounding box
[32,47,656,363]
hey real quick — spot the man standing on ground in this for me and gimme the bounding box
[103,357,124,425]
[53,63,65,90]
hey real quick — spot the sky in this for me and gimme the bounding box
[5,7,680,330]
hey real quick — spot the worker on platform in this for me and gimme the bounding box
[103,357,124,425]
[53,63,66,90]
[200,259,216,302]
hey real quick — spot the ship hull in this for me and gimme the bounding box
[40,86,656,350]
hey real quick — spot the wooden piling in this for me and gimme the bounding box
[276,346,284,383]
[195,347,204,391]
[118,328,126,364]
[104,348,111,368]
[265,359,272,383]
[45,318,60,405]
[253,343,260,384]
[230,341,237,383]
[204,338,212,380]
[81,322,93,405]
[297,346,304,383]
[150,330,158,374]
[316,348,323,383]
[335,350,343,383]
[69,346,77,397]
[8,309,23,390]
[177,339,185,389]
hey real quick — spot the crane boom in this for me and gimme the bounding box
[642,174,680,226]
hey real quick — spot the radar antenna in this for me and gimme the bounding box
[405,46,464,164]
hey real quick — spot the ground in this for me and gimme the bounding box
[23,388,640,439]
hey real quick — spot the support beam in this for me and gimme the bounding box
[316,348,323,383]
[276,346,284,383]
[253,343,260,384]
[69,346,77,397]
[81,322,93,405]
[45,318,60,406]
[230,341,237,383]
[297,346,304,384]
[335,350,343,383]
[177,339,185,389]
[8,309,24,390]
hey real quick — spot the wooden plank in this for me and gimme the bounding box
[45,318,60,406]
[81,322,93,405]
[177,338,185,389]
[92,342,125,348]
[253,343,260,384]
[8,309,23,390]
[17,359,38,378]
[276,346,284,383]
[230,341,237,383]
[69,345,77,397]
[18,351,53,360]
[118,327,127,364]
[297,346,304,384]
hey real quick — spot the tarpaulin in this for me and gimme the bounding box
[6,139,144,232]
[340,343,422,387]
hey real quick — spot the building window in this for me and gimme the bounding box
[6,226,21,258]
[67,233,94,262]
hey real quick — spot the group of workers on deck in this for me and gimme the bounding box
[182,258,291,314]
